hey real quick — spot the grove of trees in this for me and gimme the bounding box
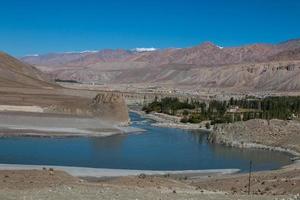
[142,96,300,124]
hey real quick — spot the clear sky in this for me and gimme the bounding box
[0,0,299,56]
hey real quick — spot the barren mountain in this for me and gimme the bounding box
[21,38,300,92]
[22,49,136,68]
[0,52,58,89]
[131,42,276,66]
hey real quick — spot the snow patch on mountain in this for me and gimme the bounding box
[133,48,157,52]
[64,50,99,54]
[25,54,39,57]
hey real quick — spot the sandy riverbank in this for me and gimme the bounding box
[0,112,143,137]
[0,105,44,113]
[0,164,240,178]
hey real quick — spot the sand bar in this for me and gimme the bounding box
[0,112,143,137]
[0,164,240,178]
[0,105,44,112]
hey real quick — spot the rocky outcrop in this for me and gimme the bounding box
[209,119,300,156]
[46,93,130,125]
[90,93,130,125]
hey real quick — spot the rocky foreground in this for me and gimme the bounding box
[190,163,300,197]
[0,168,299,200]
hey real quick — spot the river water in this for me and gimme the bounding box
[0,112,292,172]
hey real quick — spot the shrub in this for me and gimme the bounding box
[205,122,211,129]
[180,117,188,123]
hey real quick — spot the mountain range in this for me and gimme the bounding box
[21,38,300,92]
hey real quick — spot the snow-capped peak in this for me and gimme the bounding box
[79,50,99,53]
[133,47,157,52]
[64,50,99,54]
[25,54,39,57]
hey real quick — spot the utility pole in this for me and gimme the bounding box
[248,160,252,195]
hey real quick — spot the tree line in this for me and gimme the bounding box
[142,96,300,124]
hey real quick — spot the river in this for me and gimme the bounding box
[0,112,292,172]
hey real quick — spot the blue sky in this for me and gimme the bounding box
[0,0,299,56]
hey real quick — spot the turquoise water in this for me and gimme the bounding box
[0,112,292,172]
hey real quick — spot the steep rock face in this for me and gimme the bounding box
[90,93,130,124]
